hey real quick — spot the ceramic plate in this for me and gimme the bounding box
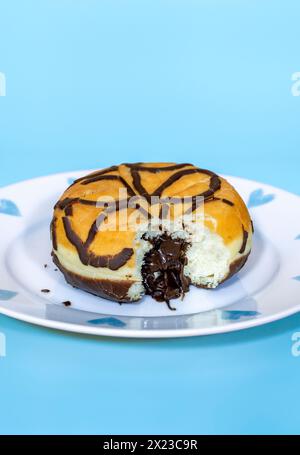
[0,171,299,338]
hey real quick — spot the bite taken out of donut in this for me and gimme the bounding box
[51,163,253,307]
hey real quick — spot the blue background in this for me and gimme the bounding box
[0,0,300,434]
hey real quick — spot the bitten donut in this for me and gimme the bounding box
[51,163,253,307]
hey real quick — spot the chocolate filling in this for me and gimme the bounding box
[141,234,191,309]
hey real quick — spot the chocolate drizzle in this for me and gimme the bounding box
[239,225,249,254]
[53,163,245,275]
[71,166,119,185]
[62,216,134,270]
[51,217,57,251]
[125,163,192,173]
[141,234,190,307]
[128,165,222,207]
[221,198,234,207]
[81,175,136,199]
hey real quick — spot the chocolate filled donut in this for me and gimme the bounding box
[51,163,253,306]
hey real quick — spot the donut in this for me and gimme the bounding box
[51,163,253,307]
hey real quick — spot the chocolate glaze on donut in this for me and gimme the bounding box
[53,163,242,273]
[51,163,252,305]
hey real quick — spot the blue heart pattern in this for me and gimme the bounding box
[222,310,260,321]
[0,289,18,300]
[87,317,126,327]
[247,189,275,208]
[0,199,21,216]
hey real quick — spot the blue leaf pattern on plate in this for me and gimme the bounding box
[293,276,300,282]
[88,317,126,327]
[0,199,21,216]
[0,289,18,300]
[247,189,275,208]
[295,235,300,240]
[222,310,260,321]
[67,177,75,185]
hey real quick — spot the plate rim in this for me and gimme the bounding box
[0,302,300,338]
[1,169,300,338]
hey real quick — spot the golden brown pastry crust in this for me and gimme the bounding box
[51,163,253,302]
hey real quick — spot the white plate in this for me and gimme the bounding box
[0,171,299,338]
